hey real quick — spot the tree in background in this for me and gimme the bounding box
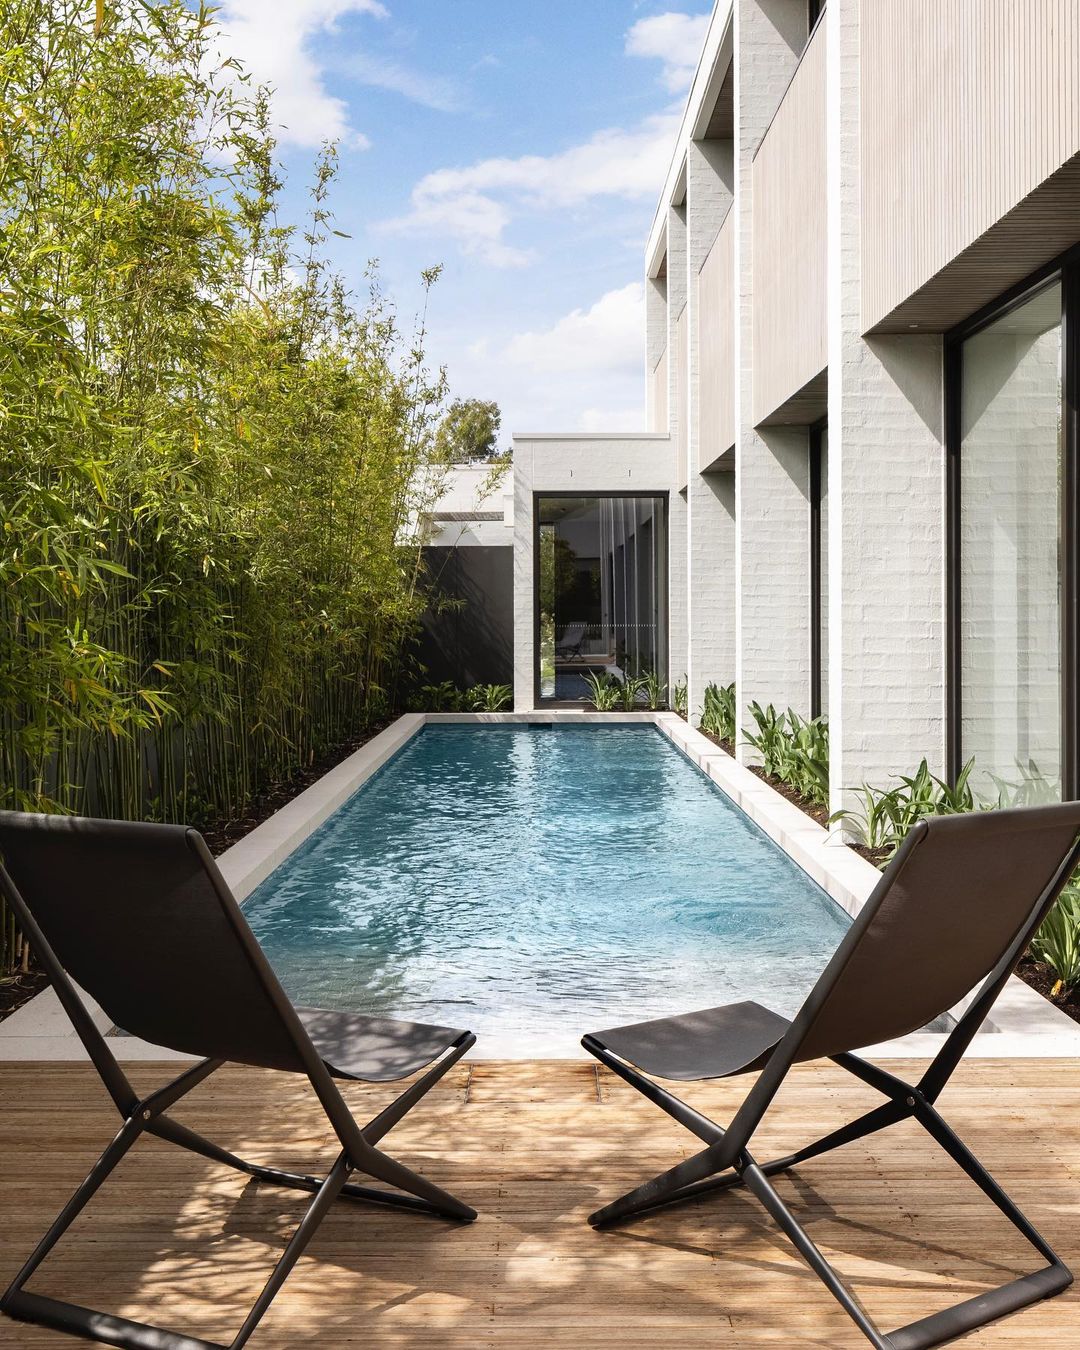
[434,398,505,462]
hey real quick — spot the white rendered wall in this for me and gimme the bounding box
[827,0,947,819]
[511,435,675,710]
[734,0,811,757]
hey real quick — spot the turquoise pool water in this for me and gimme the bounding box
[243,726,851,1055]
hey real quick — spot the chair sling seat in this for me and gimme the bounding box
[296,1006,466,1081]
[591,1000,791,1081]
[0,809,478,1350]
[583,803,1080,1350]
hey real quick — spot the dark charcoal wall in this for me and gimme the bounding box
[415,546,514,687]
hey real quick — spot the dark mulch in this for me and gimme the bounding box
[745,765,831,829]
[1014,958,1080,1027]
[0,969,50,1023]
[199,721,390,856]
[697,729,736,758]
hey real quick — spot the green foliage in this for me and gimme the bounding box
[743,703,830,808]
[434,398,503,463]
[583,672,622,712]
[618,674,646,711]
[831,758,976,862]
[672,676,688,718]
[641,670,667,711]
[1032,886,1080,997]
[742,702,789,778]
[0,0,454,972]
[412,683,467,712]
[700,682,736,742]
[470,683,512,712]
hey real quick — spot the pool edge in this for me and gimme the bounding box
[3,710,1079,1060]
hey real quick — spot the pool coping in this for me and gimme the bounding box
[3,709,1078,1060]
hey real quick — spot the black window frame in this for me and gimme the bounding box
[809,419,826,719]
[532,490,670,709]
[944,243,1080,796]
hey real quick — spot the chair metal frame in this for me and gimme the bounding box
[0,844,476,1350]
[584,816,1080,1350]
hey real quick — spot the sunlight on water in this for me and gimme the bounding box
[244,726,851,1055]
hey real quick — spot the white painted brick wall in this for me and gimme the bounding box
[828,0,946,817]
[735,0,810,759]
[687,138,737,718]
[511,435,676,710]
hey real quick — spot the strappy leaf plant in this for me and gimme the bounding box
[469,683,512,712]
[672,676,688,718]
[700,682,736,742]
[831,757,977,863]
[618,674,646,711]
[583,672,622,712]
[1031,886,1080,999]
[641,670,667,711]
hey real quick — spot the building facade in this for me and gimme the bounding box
[493,0,1080,818]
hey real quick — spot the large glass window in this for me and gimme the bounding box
[536,495,667,703]
[958,281,1063,801]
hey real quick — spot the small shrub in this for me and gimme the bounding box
[742,702,789,779]
[618,674,646,711]
[672,676,688,718]
[742,702,829,808]
[700,682,736,742]
[780,710,830,808]
[413,681,467,712]
[583,671,621,711]
[831,756,976,863]
[1032,887,1080,998]
[641,670,667,711]
[469,683,512,712]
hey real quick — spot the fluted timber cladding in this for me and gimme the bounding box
[751,19,827,424]
[861,0,1080,333]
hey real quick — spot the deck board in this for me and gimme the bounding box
[2,1059,1080,1346]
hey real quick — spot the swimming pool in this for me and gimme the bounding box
[243,725,851,1056]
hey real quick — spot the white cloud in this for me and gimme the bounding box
[437,285,646,438]
[383,112,678,266]
[213,0,388,149]
[505,283,645,375]
[626,12,710,93]
[345,52,462,112]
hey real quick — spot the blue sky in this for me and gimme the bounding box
[211,1,712,442]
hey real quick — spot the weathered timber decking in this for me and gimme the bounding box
[2,1059,1080,1346]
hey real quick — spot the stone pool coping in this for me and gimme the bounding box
[3,709,1078,1060]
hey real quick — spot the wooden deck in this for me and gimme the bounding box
[2,1059,1080,1347]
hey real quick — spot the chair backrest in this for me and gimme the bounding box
[0,810,311,1072]
[790,802,1080,1063]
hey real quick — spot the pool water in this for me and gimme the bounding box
[243,726,851,1056]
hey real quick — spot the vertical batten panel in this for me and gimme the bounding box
[862,0,1080,331]
[750,22,827,423]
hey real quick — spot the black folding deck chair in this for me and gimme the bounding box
[582,802,1080,1350]
[0,810,477,1350]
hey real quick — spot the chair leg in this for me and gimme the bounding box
[586,1060,1071,1349]
[2,1052,476,1349]
[228,1150,352,1349]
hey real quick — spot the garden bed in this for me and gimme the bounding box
[1015,958,1080,1027]
[0,721,391,1025]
